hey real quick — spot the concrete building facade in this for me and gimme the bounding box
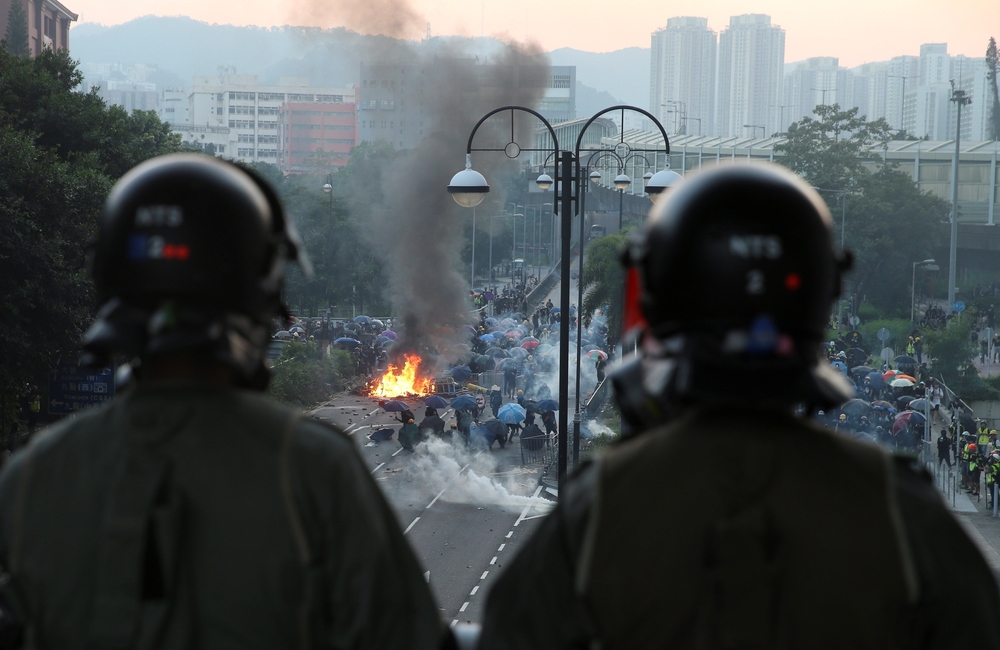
[649,17,717,136]
[783,57,851,128]
[717,14,785,137]
[181,74,356,165]
[278,101,358,173]
[0,0,76,56]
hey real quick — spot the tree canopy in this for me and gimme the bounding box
[3,1,29,57]
[0,47,181,423]
[580,230,630,347]
[775,104,949,317]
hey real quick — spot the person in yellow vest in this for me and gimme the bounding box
[986,452,999,510]
[906,337,916,357]
[978,427,991,453]
[479,164,1000,649]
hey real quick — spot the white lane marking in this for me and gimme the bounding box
[459,602,469,613]
[518,514,548,522]
[515,485,544,526]
[392,448,404,457]
[404,517,420,534]
[424,571,430,583]
[470,586,479,595]
[481,571,489,580]
[490,556,497,565]
[451,620,458,628]
[371,462,385,474]
[344,424,360,434]
[506,531,513,539]
[498,543,505,551]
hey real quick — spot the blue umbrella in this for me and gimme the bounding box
[450,366,472,382]
[375,336,391,345]
[424,395,448,409]
[451,394,478,411]
[549,307,561,313]
[334,337,361,347]
[497,359,517,371]
[867,371,886,389]
[479,333,496,342]
[354,315,373,324]
[369,428,394,442]
[484,317,499,326]
[497,403,527,424]
[469,424,500,450]
[535,399,558,411]
[381,400,410,412]
[831,360,847,375]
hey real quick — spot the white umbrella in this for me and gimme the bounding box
[890,378,915,388]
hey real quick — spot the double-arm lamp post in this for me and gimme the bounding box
[447,106,670,484]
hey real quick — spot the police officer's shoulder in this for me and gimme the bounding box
[889,452,936,494]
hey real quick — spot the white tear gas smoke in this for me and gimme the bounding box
[377,436,554,510]
[291,0,551,371]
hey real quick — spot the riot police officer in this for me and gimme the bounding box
[480,163,999,648]
[0,154,444,649]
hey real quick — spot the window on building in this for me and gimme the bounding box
[258,107,280,116]
[229,92,255,101]
[258,93,285,101]
[237,134,255,143]
[379,100,395,110]
[552,75,571,88]
[237,148,255,157]
[324,139,355,144]
[258,149,278,158]
[315,95,344,103]
[218,145,225,153]
[288,94,315,102]
[323,124,353,130]
[258,135,278,144]
[381,121,387,128]
[258,121,278,130]
[324,110,352,116]
[292,110,321,116]
[229,106,254,115]
[291,124,322,130]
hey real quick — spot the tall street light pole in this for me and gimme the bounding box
[815,187,848,331]
[948,86,971,310]
[743,124,765,138]
[888,74,913,134]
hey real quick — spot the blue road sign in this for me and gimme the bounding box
[48,364,115,414]
[954,301,966,313]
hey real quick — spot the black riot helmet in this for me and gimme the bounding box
[82,154,311,387]
[621,163,853,411]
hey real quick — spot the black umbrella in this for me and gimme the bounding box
[908,398,929,411]
[481,418,508,440]
[894,355,917,365]
[841,398,872,416]
[896,395,915,407]
[850,365,874,376]
[959,411,976,433]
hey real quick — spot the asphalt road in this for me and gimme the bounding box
[310,395,553,626]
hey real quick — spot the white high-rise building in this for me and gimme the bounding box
[782,57,851,128]
[717,14,785,137]
[649,17,717,136]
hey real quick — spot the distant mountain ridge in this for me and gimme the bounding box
[69,16,650,110]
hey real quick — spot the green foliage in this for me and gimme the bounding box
[580,230,629,347]
[3,2,28,57]
[922,322,977,387]
[0,46,181,424]
[854,318,912,356]
[776,104,948,317]
[986,37,1000,141]
[267,342,356,406]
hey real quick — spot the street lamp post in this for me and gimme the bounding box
[682,117,702,136]
[743,124,766,138]
[450,105,669,483]
[911,259,936,325]
[814,187,848,331]
[948,86,972,311]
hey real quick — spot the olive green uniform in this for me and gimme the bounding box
[481,408,1000,649]
[0,381,443,649]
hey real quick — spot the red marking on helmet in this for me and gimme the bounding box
[162,244,190,260]
[784,273,801,291]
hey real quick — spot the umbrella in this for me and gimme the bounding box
[536,344,553,353]
[521,340,540,350]
[484,317,498,326]
[372,320,385,329]
[485,347,510,358]
[549,307,561,313]
[867,372,886,389]
[334,337,361,347]
[895,374,917,383]
[344,322,360,331]
[289,326,305,334]
[481,418,508,439]
[375,336,391,345]
[505,330,524,339]
[381,330,397,340]
[354,315,373,325]
[896,395,915,407]
[450,366,472,382]
[497,403,527,424]
[369,428,394,442]
[851,365,874,376]
[521,336,539,344]
[894,355,917,365]
[890,378,915,388]
[895,410,927,425]
[451,394,478,411]
[872,400,897,412]
[424,395,448,409]
[883,370,898,380]
[535,399,558,412]
[465,325,478,336]
[831,361,848,375]
[508,347,529,359]
[908,398,930,412]
[469,424,499,450]
[479,334,496,342]
[841,398,872,416]
[381,400,410,412]
[586,349,609,360]
[497,359,518,371]
[274,330,292,339]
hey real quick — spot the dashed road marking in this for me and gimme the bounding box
[404,517,420,534]
[498,543,505,551]
[481,570,489,580]
[515,485,544,526]
[392,448,404,457]
[490,556,497,565]
[371,462,385,474]
[451,620,458,628]
[470,586,479,595]
[506,531,513,538]
[459,602,469,613]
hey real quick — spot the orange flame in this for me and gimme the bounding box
[370,354,432,397]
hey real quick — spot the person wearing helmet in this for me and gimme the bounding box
[0,155,444,649]
[987,452,1000,511]
[479,163,999,649]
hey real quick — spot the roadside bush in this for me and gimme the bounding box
[268,342,356,407]
[854,318,911,357]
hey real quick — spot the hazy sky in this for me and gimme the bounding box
[70,0,995,68]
